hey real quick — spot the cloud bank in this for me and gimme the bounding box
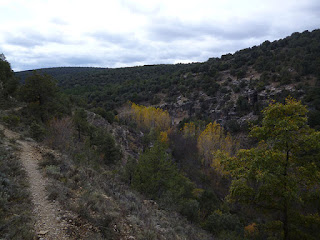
[0,0,319,71]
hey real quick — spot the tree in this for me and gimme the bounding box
[226,97,320,240]
[130,102,171,131]
[182,122,197,138]
[45,117,74,151]
[197,122,237,174]
[90,129,122,165]
[132,142,194,202]
[19,71,59,122]
[73,108,89,141]
[0,54,18,99]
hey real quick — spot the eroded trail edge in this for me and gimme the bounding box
[1,124,70,240]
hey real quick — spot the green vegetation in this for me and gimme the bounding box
[1,29,320,239]
[225,98,320,239]
[0,54,19,109]
[18,71,70,122]
[15,30,320,126]
[16,64,196,111]
[132,142,194,206]
[0,140,35,239]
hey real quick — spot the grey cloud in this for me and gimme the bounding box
[7,36,43,48]
[300,0,320,13]
[61,55,103,66]
[89,31,139,48]
[118,53,147,63]
[91,31,128,44]
[147,18,272,43]
[215,22,271,40]
[157,46,201,60]
[5,31,65,48]
[8,49,106,71]
[12,48,149,71]
[147,21,203,42]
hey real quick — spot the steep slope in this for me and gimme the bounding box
[15,29,320,130]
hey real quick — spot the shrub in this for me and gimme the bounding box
[105,111,115,124]
[198,190,220,219]
[225,120,241,133]
[132,142,194,203]
[2,114,20,127]
[0,144,35,239]
[29,121,46,141]
[180,199,200,223]
[90,130,122,165]
[203,210,242,235]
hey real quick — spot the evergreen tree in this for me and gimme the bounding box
[132,142,194,202]
[0,54,18,100]
[73,108,89,141]
[226,97,320,240]
[19,71,59,122]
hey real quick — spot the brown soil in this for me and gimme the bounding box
[0,124,71,240]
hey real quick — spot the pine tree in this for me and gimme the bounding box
[0,54,18,100]
[19,71,59,122]
[226,97,320,240]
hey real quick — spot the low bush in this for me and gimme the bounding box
[29,121,46,141]
[180,199,200,223]
[2,114,20,127]
[0,144,35,239]
[203,210,243,236]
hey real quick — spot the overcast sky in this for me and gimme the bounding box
[0,0,319,71]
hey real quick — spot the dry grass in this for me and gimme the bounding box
[0,140,35,239]
[39,149,214,240]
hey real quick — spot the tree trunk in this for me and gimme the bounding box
[283,149,290,240]
[284,199,289,240]
[77,126,81,141]
[38,95,45,123]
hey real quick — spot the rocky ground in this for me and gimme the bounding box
[0,124,74,239]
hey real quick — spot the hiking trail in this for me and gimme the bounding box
[0,124,71,240]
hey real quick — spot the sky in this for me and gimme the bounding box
[0,0,319,71]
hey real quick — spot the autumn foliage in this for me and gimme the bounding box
[130,102,171,131]
[197,122,237,174]
[244,223,259,238]
[182,122,197,137]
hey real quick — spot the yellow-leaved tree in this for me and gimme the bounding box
[197,122,237,174]
[182,122,197,138]
[130,102,171,131]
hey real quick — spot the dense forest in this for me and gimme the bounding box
[1,29,320,239]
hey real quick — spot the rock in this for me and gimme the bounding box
[38,230,49,235]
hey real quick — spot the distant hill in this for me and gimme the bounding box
[15,29,320,129]
[16,67,108,83]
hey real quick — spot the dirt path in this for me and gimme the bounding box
[0,124,71,240]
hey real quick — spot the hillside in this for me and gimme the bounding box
[2,29,320,240]
[0,118,213,239]
[15,29,320,130]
